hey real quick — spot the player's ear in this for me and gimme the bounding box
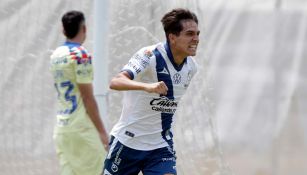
[62,27,66,36]
[168,33,176,45]
[82,24,86,34]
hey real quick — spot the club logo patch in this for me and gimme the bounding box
[173,73,181,84]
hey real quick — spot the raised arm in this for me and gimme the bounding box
[109,71,168,95]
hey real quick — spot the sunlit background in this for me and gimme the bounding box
[0,0,306,175]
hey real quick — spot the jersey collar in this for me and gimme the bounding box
[64,41,81,49]
[164,41,187,72]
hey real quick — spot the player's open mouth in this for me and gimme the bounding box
[189,45,197,51]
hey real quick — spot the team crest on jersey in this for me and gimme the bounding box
[173,73,181,84]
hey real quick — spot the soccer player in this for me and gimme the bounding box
[50,10,108,175]
[103,8,199,175]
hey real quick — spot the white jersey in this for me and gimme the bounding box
[110,42,197,150]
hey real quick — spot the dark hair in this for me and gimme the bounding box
[161,8,198,40]
[62,10,85,39]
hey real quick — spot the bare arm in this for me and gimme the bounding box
[78,83,109,150]
[109,71,168,95]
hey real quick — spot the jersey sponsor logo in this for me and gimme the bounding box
[51,57,68,65]
[77,69,91,76]
[173,73,181,84]
[127,61,142,74]
[132,52,150,69]
[150,96,178,114]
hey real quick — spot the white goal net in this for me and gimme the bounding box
[1,0,307,175]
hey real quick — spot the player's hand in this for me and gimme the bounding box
[145,81,168,95]
[100,133,109,151]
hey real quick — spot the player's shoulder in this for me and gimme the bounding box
[135,43,159,59]
[188,55,197,61]
[70,45,88,56]
[139,44,159,54]
[186,56,198,71]
[67,45,91,64]
[51,43,88,56]
[186,56,197,65]
[50,45,69,59]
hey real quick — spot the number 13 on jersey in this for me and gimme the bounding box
[54,81,77,115]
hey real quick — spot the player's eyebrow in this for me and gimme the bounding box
[184,30,200,35]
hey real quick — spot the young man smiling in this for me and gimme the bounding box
[104,8,200,175]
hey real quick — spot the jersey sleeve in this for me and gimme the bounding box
[72,47,93,84]
[121,48,153,80]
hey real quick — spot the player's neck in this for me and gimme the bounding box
[170,46,186,66]
[66,34,84,45]
[66,38,83,45]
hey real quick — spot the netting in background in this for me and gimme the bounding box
[0,1,94,174]
[1,0,307,175]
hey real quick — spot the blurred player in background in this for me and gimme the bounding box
[50,10,108,175]
[103,8,199,175]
